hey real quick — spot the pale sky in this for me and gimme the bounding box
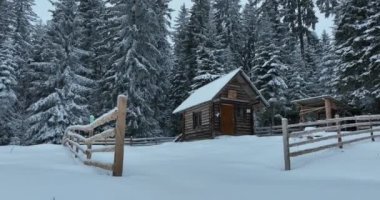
[33,0,333,37]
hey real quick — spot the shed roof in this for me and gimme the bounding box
[173,68,269,114]
[291,95,337,107]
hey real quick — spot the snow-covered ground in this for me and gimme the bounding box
[1,135,380,200]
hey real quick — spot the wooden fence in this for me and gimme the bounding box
[63,95,127,176]
[87,136,175,146]
[282,114,380,170]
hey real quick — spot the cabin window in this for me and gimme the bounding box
[193,112,202,129]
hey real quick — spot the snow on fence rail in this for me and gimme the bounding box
[87,136,175,146]
[63,95,127,177]
[282,114,380,170]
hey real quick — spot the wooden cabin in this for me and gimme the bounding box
[173,68,269,141]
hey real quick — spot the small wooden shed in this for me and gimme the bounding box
[173,68,269,141]
[292,95,343,122]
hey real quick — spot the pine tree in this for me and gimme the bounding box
[334,0,377,109]
[170,4,190,133]
[281,0,318,56]
[0,0,14,43]
[303,32,323,97]
[316,0,339,17]
[101,0,169,137]
[0,37,17,144]
[241,0,259,74]
[25,0,92,144]
[152,0,174,136]
[11,0,37,139]
[213,0,242,68]
[76,0,105,115]
[363,0,380,106]
[186,0,223,91]
[319,30,338,95]
[252,0,288,124]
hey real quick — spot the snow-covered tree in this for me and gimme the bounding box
[186,0,224,91]
[0,37,17,144]
[251,0,289,124]
[76,0,105,115]
[240,0,259,74]
[152,0,174,136]
[25,0,92,144]
[213,0,242,68]
[334,0,378,110]
[281,0,318,56]
[318,30,338,95]
[10,0,37,138]
[100,0,170,137]
[170,4,190,132]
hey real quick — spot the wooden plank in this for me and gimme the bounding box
[336,114,343,149]
[290,135,380,157]
[282,118,291,171]
[325,98,332,119]
[88,146,115,153]
[66,108,118,132]
[84,160,113,171]
[113,95,127,177]
[289,127,380,147]
[290,126,338,138]
[85,128,115,144]
[66,131,86,142]
[64,139,86,154]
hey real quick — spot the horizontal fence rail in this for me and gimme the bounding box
[63,95,127,176]
[282,114,380,170]
[85,137,175,146]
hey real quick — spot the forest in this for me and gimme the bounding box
[0,0,379,145]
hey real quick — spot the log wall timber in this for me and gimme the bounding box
[183,103,211,137]
[281,114,380,170]
[63,95,127,177]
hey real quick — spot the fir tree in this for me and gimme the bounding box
[11,0,37,138]
[281,0,318,56]
[213,0,243,68]
[76,0,105,115]
[0,37,17,144]
[26,0,91,144]
[170,4,190,133]
[102,0,169,137]
[186,0,223,91]
[335,0,377,110]
[240,0,259,74]
[252,0,288,124]
[319,30,338,95]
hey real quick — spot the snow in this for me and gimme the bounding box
[173,68,241,113]
[1,135,380,200]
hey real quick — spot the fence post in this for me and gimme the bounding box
[282,118,290,171]
[369,117,375,142]
[335,114,343,149]
[75,137,79,158]
[87,115,95,159]
[113,95,127,177]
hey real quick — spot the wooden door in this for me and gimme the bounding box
[221,104,235,135]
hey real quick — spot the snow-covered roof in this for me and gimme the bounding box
[292,95,336,106]
[173,68,269,114]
